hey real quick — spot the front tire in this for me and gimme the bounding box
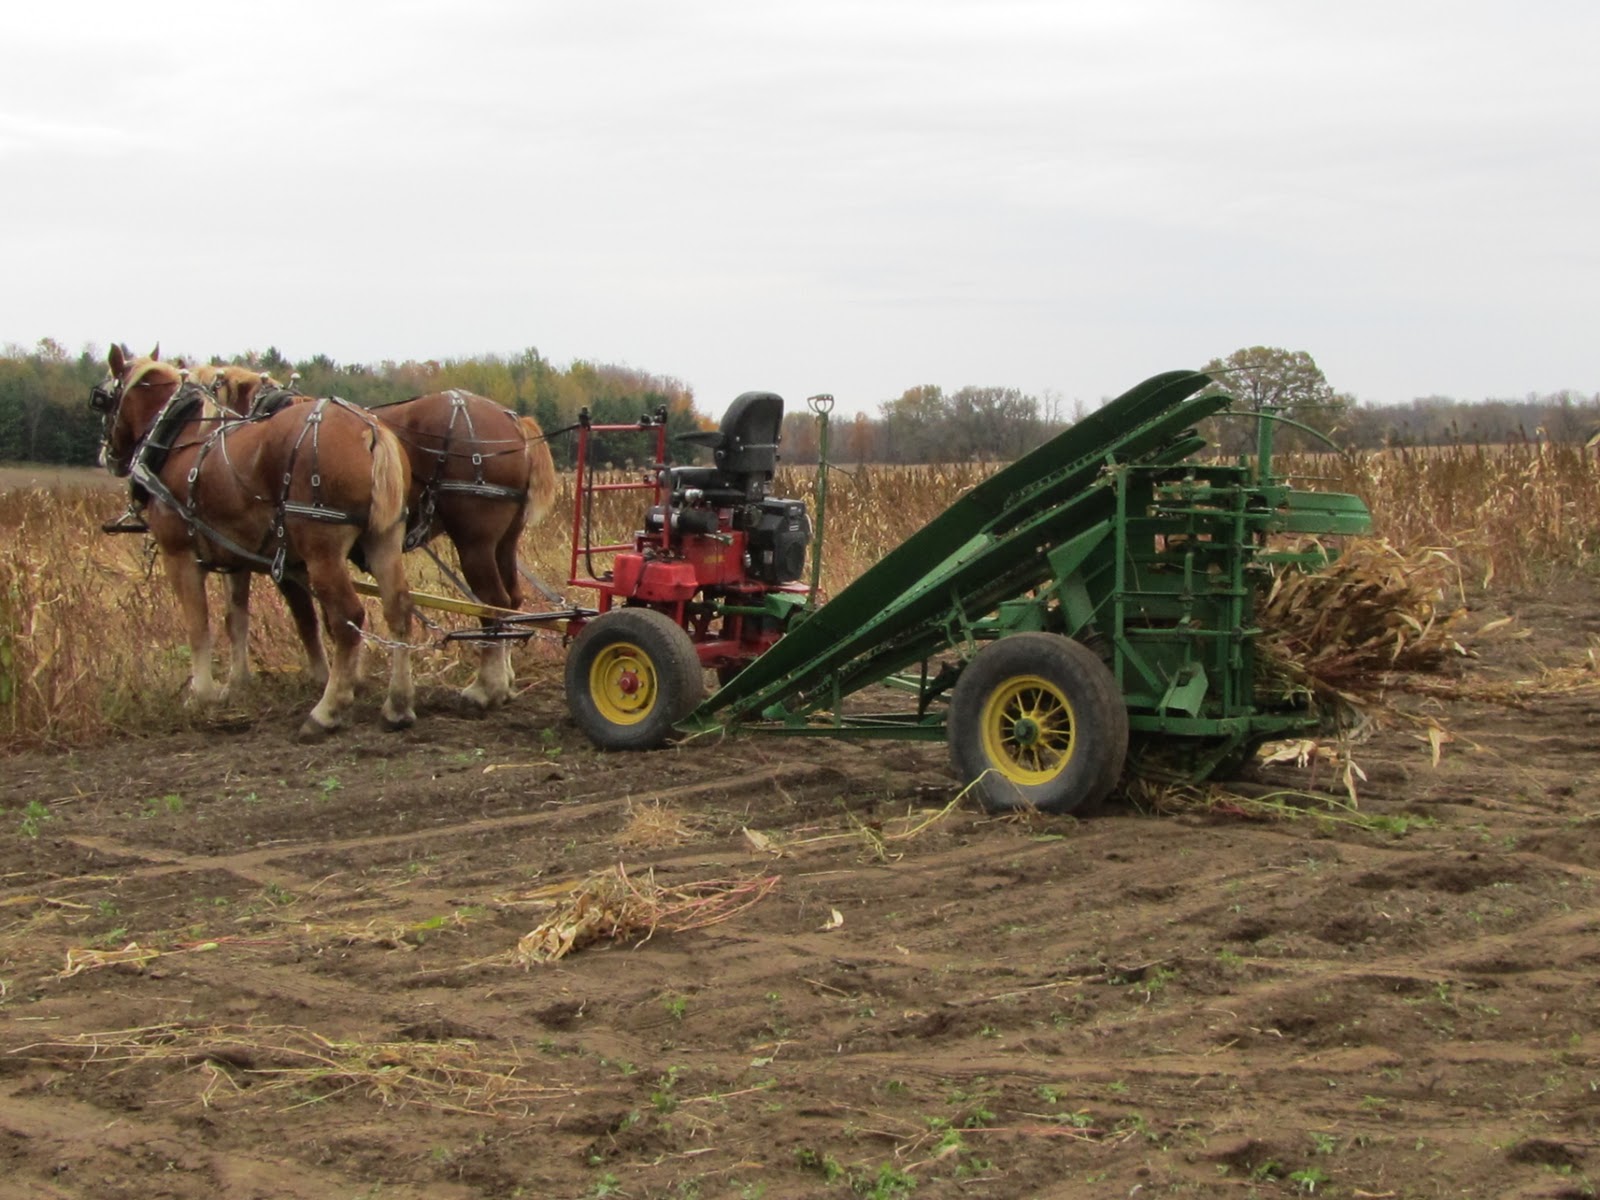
[948,634,1128,813]
[566,608,706,750]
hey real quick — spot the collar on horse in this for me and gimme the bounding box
[247,385,302,420]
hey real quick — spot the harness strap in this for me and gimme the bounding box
[432,478,528,501]
[134,393,370,580]
[132,457,277,572]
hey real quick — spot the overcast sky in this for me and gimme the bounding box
[4,1,1595,416]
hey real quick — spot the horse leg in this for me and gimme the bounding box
[276,576,329,687]
[160,553,220,704]
[223,572,253,695]
[362,523,416,729]
[456,537,515,709]
[299,555,366,737]
[493,515,528,695]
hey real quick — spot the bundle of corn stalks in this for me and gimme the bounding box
[513,865,780,965]
[1256,537,1468,713]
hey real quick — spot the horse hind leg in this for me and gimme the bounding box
[361,521,416,730]
[493,510,530,696]
[456,537,516,710]
[297,548,368,738]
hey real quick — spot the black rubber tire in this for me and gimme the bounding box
[948,633,1129,813]
[566,608,706,751]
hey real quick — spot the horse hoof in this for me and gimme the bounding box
[297,716,338,741]
[382,708,416,731]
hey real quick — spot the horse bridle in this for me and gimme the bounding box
[89,370,134,472]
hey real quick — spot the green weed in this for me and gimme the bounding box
[17,799,50,837]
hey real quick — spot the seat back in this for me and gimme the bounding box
[711,391,783,480]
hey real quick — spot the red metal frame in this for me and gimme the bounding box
[563,408,804,672]
[566,413,670,610]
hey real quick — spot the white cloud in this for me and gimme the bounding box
[3,0,1596,413]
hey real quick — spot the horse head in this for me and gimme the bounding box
[95,345,184,476]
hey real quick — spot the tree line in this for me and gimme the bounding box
[3,340,1595,471]
[0,341,703,471]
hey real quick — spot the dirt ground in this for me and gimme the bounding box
[2,584,1599,1200]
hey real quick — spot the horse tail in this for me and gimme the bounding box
[518,416,559,527]
[369,421,411,536]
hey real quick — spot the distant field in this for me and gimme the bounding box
[0,463,119,492]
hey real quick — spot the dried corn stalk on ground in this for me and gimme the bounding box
[1256,537,1468,710]
[513,866,780,965]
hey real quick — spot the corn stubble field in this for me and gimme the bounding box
[2,443,1599,1200]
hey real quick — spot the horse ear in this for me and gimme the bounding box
[110,344,127,374]
[151,342,161,361]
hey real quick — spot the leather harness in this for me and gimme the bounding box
[129,386,374,581]
[401,389,528,551]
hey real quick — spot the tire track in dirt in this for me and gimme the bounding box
[13,759,839,902]
[0,1087,477,1200]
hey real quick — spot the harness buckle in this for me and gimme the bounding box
[271,545,287,583]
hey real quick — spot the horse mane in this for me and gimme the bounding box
[125,357,180,393]
[126,357,229,422]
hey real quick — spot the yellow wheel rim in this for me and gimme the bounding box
[589,641,657,725]
[979,674,1076,784]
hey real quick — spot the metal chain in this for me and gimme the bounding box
[343,618,437,653]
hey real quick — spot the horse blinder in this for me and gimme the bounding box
[90,378,122,414]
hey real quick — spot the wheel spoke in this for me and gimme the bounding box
[981,674,1077,784]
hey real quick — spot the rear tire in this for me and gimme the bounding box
[948,633,1128,813]
[566,608,706,750]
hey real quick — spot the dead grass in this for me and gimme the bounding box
[1277,439,1600,590]
[7,440,1600,753]
[615,799,709,850]
[10,1021,575,1116]
[511,865,781,964]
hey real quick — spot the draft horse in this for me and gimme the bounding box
[94,344,416,737]
[212,376,559,709]
[375,389,558,707]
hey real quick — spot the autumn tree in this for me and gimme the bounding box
[1199,347,1351,454]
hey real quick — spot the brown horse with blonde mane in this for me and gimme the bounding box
[374,388,558,707]
[94,344,417,737]
[205,376,558,709]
